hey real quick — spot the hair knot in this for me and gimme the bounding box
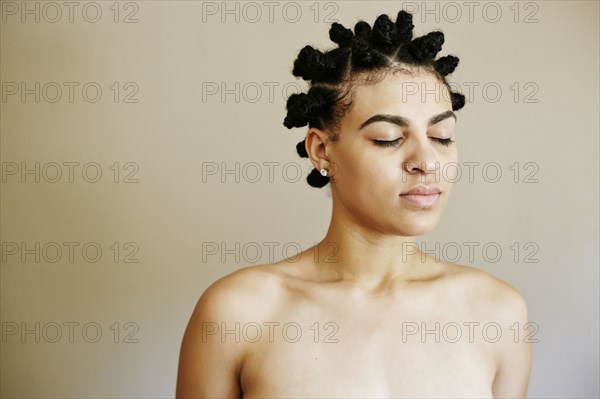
[395,10,414,44]
[329,22,354,48]
[451,91,466,111]
[296,139,309,158]
[353,21,372,42]
[435,55,460,76]
[283,87,336,129]
[371,14,398,54]
[307,168,329,188]
[351,39,387,70]
[407,31,445,62]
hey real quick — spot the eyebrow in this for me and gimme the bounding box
[358,110,457,130]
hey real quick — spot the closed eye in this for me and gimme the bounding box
[372,137,454,148]
[430,137,454,147]
[373,138,402,147]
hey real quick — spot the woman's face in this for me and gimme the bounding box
[325,71,458,237]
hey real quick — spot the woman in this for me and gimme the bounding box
[177,10,532,398]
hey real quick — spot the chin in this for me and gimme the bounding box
[392,216,441,237]
[397,226,435,237]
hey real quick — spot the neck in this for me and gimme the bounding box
[311,200,435,293]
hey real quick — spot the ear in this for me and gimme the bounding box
[304,127,332,169]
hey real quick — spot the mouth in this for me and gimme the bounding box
[399,192,441,208]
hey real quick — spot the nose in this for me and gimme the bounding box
[403,134,439,175]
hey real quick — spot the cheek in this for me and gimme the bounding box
[356,154,402,198]
[333,141,370,179]
[337,154,377,188]
[436,151,459,188]
[333,147,393,197]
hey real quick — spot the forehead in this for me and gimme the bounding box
[346,72,453,127]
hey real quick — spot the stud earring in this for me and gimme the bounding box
[320,168,328,177]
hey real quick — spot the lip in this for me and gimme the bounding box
[399,185,442,208]
[400,184,442,196]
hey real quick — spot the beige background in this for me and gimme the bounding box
[1,1,598,397]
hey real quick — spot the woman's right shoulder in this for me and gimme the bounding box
[191,263,288,321]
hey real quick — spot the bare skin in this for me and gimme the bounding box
[176,71,532,398]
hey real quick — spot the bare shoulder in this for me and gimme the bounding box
[176,264,290,397]
[445,267,535,396]
[443,262,529,321]
[191,263,289,322]
[442,266,533,396]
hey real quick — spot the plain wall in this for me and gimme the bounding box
[1,1,598,397]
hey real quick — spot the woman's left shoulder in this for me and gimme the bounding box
[443,262,529,318]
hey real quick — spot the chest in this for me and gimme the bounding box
[239,314,497,397]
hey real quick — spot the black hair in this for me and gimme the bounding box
[283,10,466,188]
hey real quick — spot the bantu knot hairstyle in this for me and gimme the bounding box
[284,10,466,188]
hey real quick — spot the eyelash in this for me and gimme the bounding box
[373,137,454,147]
